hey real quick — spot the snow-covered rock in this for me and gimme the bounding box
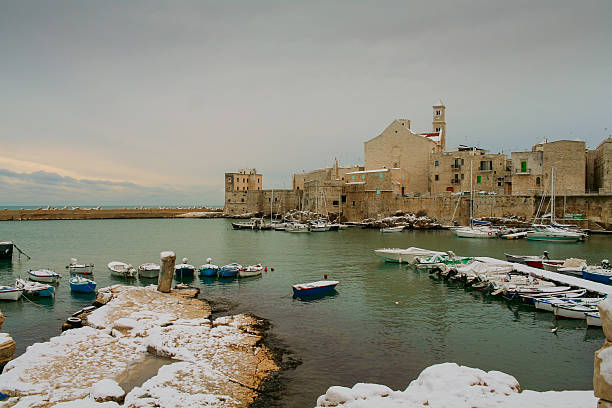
[90,379,125,403]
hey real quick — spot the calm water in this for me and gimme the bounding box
[1,219,609,406]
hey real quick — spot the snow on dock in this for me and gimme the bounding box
[476,256,612,296]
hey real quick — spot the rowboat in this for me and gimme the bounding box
[239,264,263,278]
[69,276,97,293]
[554,303,598,320]
[174,258,195,278]
[107,261,136,278]
[66,258,94,274]
[526,259,563,269]
[15,279,54,297]
[285,223,310,233]
[292,280,339,296]
[504,252,550,265]
[586,312,602,327]
[219,263,242,278]
[0,241,14,259]
[533,296,600,312]
[138,263,160,279]
[199,258,219,277]
[374,247,446,264]
[380,225,404,233]
[582,269,612,285]
[28,269,61,283]
[0,286,23,301]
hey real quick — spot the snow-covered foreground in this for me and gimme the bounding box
[0,285,278,408]
[315,363,596,408]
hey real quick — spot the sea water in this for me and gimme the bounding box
[0,218,608,406]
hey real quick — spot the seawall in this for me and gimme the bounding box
[0,207,219,221]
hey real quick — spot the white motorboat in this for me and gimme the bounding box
[273,222,287,231]
[374,247,446,264]
[452,226,497,238]
[138,263,160,278]
[66,258,94,274]
[239,264,264,278]
[380,225,404,233]
[534,297,601,313]
[554,303,598,320]
[310,221,331,232]
[28,269,61,283]
[285,223,310,233]
[107,261,136,278]
[527,226,585,243]
[0,286,23,301]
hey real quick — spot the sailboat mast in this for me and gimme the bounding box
[551,167,555,224]
[470,160,473,227]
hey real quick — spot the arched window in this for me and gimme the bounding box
[536,177,541,185]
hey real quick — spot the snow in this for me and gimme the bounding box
[0,332,13,344]
[160,251,175,259]
[315,363,596,408]
[346,168,389,175]
[599,296,612,317]
[90,379,124,401]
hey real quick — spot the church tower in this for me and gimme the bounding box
[432,99,446,150]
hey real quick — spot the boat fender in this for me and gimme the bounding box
[265,266,268,272]
[324,274,328,279]
[271,267,274,271]
[488,232,492,236]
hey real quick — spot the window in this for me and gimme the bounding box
[461,173,464,180]
[341,195,346,203]
[362,175,365,180]
[497,181,502,187]
[332,200,339,206]
[376,190,381,195]
[461,159,465,165]
[435,174,439,181]
[435,110,441,116]
[434,160,439,166]
[436,127,441,132]
[241,198,244,202]
[480,161,492,171]
[379,173,384,178]
[521,161,527,173]
[477,175,482,184]
[352,201,356,206]
[536,177,541,185]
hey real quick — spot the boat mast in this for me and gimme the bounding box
[470,160,473,228]
[551,167,555,225]
[271,189,274,224]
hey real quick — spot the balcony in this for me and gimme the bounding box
[514,169,531,175]
[450,164,462,170]
[451,179,461,184]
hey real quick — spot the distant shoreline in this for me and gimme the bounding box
[0,207,222,221]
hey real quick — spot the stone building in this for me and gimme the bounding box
[587,138,612,194]
[511,139,586,195]
[225,169,262,192]
[429,147,510,195]
[363,101,446,194]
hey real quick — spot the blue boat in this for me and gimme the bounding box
[199,258,219,277]
[15,279,54,297]
[219,263,242,278]
[582,269,612,285]
[292,280,339,296]
[174,258,195,278]
[69,276,97,293]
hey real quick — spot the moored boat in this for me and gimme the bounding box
[554,303,598,320]
[138,263,160,278]
[582,269,612,285]
[526,225,585,243]
[239,264,263,278]
[15,279,54,297]
[380,225,404,233]
[66,258,94,274]
[107,261,136,278]
[28,269,61,283]
[285,222,310,233]
[219,263,242,278]
[0,286,23,301]
[586,311,602,327]
[452,226,497,238]
[374,247,446,264]
[292,280,339,296]
[199,258,219,277]
[0,241,14,259]
[504,252,550,265]
[69,276,97,293]
[174,258,195,278]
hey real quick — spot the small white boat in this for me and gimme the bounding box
[380,225,404,233]
[500,231,528,240]
[107,261,136,278]
[374,247,446,264]
[452,226,497,238]
[285,223,310,233]
[534,297,601,313]
[66,258,94,274]
[138,263,160,278]
[586,312,602,327]
[239,264,263,278]
[15,279,54,297]
[28,269,61,283]
[553,303,598,320]
[0,286,23,301]
[310,221,331,232]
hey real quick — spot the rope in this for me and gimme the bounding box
[20,292,46,308]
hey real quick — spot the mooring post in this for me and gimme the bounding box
[158,251,175,293]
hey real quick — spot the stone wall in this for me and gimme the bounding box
[542,140,586,195]
[223,189,301,215]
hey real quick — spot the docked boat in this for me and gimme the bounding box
[239,264,263,278]
[174,258,195,278]
[15,279,54,297]
[232,218,271,230]
[582,269,612,285]
[543,258,586,273]
[219,263,242,278]
[452,226,498,238]
[28,269,61,283]
[374,247,446,264]
[138,263,160,278]
[504,252,550,265]
[0,241,14,259]
[199,258,219,277]
[586,311,602,327]
[310,221,332,232]
[273,222,287,231]
[65,258,94,274]
[554,303,598,320]
[500,231,528,240]
[526,226,585,243]
[0,286,23,301]
[292,280,339,296]
[69,276,97,293]
[107,261,136,278]
[534,297,602,313]
[285,223,310,233]
[380,225,404,233]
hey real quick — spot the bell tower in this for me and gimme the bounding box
[433,99,446,150]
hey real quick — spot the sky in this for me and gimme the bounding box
[1,0,610,206]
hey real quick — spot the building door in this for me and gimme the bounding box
[401,187,405,195]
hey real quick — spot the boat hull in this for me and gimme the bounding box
[374,248,445,264]
[28,271,60,283]
[174,267,195,277]
[70,281,97,293]
[239,269,262,278]
[526,233,580,243]
[292,283,338,296]
[453,228,496,238]
[199,268,218,277]
[218,269,238,278]
[27,286,54,297]
[68,265,94,274]
[138,265,160,279]
[586,313,602,327]
[554,305,594,320]
[582,270,612,285]
[0,288,23,301]
[0,242,14,259]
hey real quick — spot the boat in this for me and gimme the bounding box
[138,263,160,278]
[582,269,612,285]
[14,279,54,297]
[69,276,97,293]
[199,258,219,277]
[374,247,446,264]
[0,241,14,259]
[310,221,332,232]
[526,225,584,243]
[504,252,550,265]
[107,261,136,278]
[500,231,528,239]
[534,296,601,312]
[554,303,598,320]
[452,226,498,238]
[232,218,271,230]
[292,280,339,296]
[65,258,94,274]
[380,225,404,233]
[525,258,563,269]
[28,269,61,283]
[239,264,263,278]
[586,311,602,327]
[0,286,23,301]
[543,258,586,273]
[219,263,242,278]
[273,222,287,231]
[285,223,310,233]
[174,258,195,278]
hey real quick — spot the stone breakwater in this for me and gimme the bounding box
[0,285,278,407]
[0,207,220,221]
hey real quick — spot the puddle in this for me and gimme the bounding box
[117,354,175,393]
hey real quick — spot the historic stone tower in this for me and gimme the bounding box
[432,99,446,150]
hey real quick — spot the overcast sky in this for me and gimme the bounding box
[1,0,610,206]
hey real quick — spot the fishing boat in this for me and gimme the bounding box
[310,221,331,232]
[0,241,14,259]
[138,263,160,278]
[28,269,61,283]
[534,297,601,313]
[582,269,612,285]
[199,258,219,277]
[380,225,404,233]
[107,261,136,278]
[285,223,310,233]
[374,247,446,264]
[65,258,94,274]
[504,252,550,265]
[239,264,263,278]
[219,263,242,278]
[292,280,339,296]
[232,218,271,230]
[586,312,602,327]
[69,276,97,293]
[15,279,54,297]
[174,258,195,278]
[0,286,23,301]
[543,258,586,273]
[525,258,563,269]
[554,303,598,320]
